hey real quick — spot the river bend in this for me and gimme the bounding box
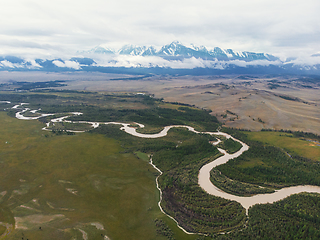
[12,104,320,213]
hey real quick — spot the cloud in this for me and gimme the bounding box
[52,60,81,69]
[27,59,42,68]
[0,0,319,59]
[0,60,19,68]
[228,59,283,68]
[0,59,42,69]
[89,54,283,69]
[288,55,320,66]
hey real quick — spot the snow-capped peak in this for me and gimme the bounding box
[83,41,279,61]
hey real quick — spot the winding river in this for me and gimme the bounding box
[10,103,320,231]
[119,124,320,213]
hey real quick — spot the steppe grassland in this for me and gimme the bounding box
[0,112,171,240]
[153,80,320,134]
[2,73,319,133]
[245,131,320,161]
[94,75,317,135]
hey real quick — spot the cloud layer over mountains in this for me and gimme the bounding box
[1,42,320,75]
[0,0,319,60]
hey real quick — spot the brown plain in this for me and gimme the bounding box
[1,72,319,134]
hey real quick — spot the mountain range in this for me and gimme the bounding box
[85,41,279,62]
[0,41,319,75]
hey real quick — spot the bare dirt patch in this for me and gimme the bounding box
[14,214,65,229]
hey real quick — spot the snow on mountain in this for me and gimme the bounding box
[84,46,114,55]
[118,45,147,55]
[141,46,157,56]
[0,56,42,69]
[84,41,279,62]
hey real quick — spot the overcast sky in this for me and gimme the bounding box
[0,0,319,59]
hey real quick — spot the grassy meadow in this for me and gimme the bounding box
[245,131,320,161]
[0,111,177,240]
[0,91,223,239]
